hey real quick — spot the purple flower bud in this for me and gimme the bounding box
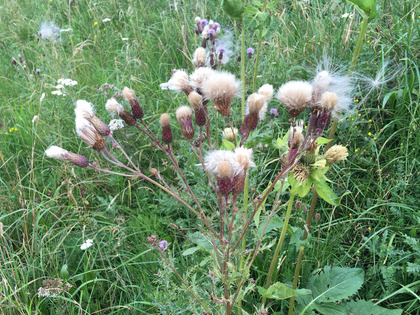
[214,22,220,29]
[11,58,17,65]
[169,3,173,7]
[247,47,254,59]
[159,240,168,250]
[237,54,241,62]
[36,69,40,75]
[200,19,208,26]
[270,108,278,119]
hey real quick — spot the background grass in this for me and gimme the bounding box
[0,0,419,314]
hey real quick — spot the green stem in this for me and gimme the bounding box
[349,16,369,74]
[252,0,268,92]
[237,172,250,315]
[240,18,246,117]
[262,193,296,305]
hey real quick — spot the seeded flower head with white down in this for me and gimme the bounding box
[160,69,192,95]
[204,150,237,176]
[75,100,110,136]
[277,81,313,117]
[202,71,240,117]
[190,67,215,91]
[45,145,89,168]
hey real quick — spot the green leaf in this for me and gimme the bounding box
[308,266,364,303]
[274,177,290,194]
[182,246,200,256]
[347,0,378,20]
[313,178,340,206]
[254,183,271,228]
[310,166,329,181]
[257,214,283,236]
[60,264,69,280]
[342,300,402,315]
[221,139,235,151]
[266,0,280,9]
[244,5,259,16]
[289,173,312,198]
[222,0,245,20]
[316,137,332,144]
[258,282,311,300]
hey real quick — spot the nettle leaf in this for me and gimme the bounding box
[342,300,402,315]
[258,282,311,300]
[308,266,364,303]
[347,0,378,20]
[313,178,340,206]
[289,173,312,198]
[222,0,245,20]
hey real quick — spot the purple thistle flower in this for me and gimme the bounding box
[159,240,168,250]
[200,19,208,26]
[36,69,40,75]
[270,108,278,119]
[169,3,173,7]
[214,22,220,29]
[247,47,254,59]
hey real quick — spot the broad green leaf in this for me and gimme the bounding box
[274,177,290,194]
[313,178,340,206]
[222,0,245,20]
[308,266,364,303]
[266,0,280,9]
[316,137,332,144]
[347,0,378,20]
[342,300,402,315]
[182,246,200,256]
[289,173,312,198]
[258,282,311,300]
[310,166,329,181]
[257,214,283,236]
[221,139,235,151]
[244,5,259,16]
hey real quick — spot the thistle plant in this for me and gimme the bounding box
[45,15,353,315]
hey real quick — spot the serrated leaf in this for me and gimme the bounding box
[258,282,311,300]
[222,0,245,20]
[221,139,235,151]
[347,0,378,20]
[257,215,283,236]
[182,246,200,256]
[342,300,402,315]
[308,266,364,303]
[313,178,340,206]
[313,302,346,315]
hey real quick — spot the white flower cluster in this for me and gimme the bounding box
[80,239,93,250]
[51,78,78,96]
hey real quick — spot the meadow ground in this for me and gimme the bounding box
[0,0,419,314]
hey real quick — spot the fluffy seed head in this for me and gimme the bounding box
[75,118,106,151]
[195,16,201,24]
[188,91,203,109]
[160,69,192,95]
[217,161,232,178]
[190,67,215,90]
[204,150,237,175]
[123,87,143,119]
[193,47,207,68]
[234,147,255,171]
[75,100,94,119]
[246,93,266,114]
[326,145,348,165]
[105,98,125,115]
[321,92,339,111]
[293,165,309,182]
[258,84,274,101]
[122,87,136,101]
[288,120,305,149]
[176,106,192,121]
[160,113,171,127]
[202,71,240,117]
[45,146,68,159]
[277,81,313,117]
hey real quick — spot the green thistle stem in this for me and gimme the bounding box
[262,193,296,305]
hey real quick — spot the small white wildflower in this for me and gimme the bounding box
[102,18,111,22]
[109,119,124,131]
[341,13,353,18]
[80,239,93,250]
[51,90,64,96]
[32,115,39,123]
[55,84,64,89]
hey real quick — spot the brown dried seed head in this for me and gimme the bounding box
[326,145,348,165]
[321,91,339,111]
[193,47,207,68]
[188,91,203,109]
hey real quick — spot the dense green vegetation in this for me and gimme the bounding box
[0,0,418,314]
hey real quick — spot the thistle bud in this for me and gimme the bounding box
[293,165,309,182]
[105,99,136,126]
[176,106,194,140]
[188,91,206,127]
[217,161,233,195]
[325,145,348,165]
[222,127,238,141]
[45,146,89,168]
[247,47,254,59]
[159,113,173,144]
[123,87,144,120]
[276,81,312,117]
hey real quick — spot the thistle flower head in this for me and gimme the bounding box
[190,67,215,90]
[75,100,110,136]
[188,91,203,109]
[293,165,309,182]
[258,84,274,101]
[160,69,192,95]
[288,120,304,149]
[277,81,312,117]
[105,99,136,126]
[122,86,143,119]
[214,32,234,65]
[204,150,237,175]
[193,47,207,68]
[195,16,201,24]
[75,117,106,151]
[222,127,238,141]
[246,93,266,114]
[202,71,240,117]
[325,145,348,165]
[176,106,194,139]
[160,113,171,127]
[234,147,255,172]
[39,22,61,42]
[45,145,89,168]
[321,91,339,111]
[217,161,233,178]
